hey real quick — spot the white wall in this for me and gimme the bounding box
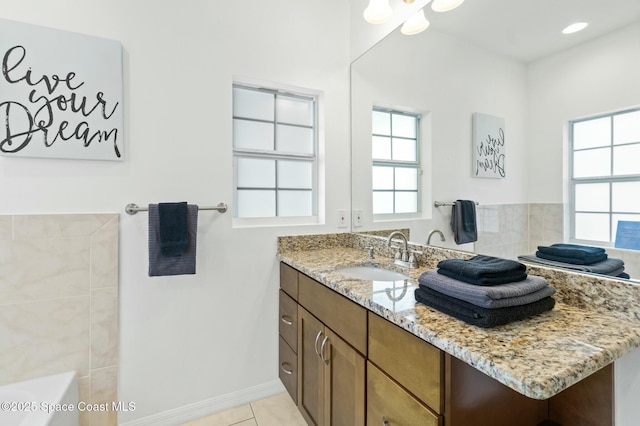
[351,27,528,247]
[526,22,640,203]
[0,1,352,423]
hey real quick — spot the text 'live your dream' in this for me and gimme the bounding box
[0,45,121,158]
[476,127,505,177]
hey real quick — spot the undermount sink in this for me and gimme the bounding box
[336,266,409,281]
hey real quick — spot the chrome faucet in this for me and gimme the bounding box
[427,229,445,245]
[387,231,420,268]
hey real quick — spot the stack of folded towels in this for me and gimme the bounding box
[414,255,556,328]
[518,243,628,279]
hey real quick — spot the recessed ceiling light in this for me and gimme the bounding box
[562,22,588,34]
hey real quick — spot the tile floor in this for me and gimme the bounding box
[179,392,307,426]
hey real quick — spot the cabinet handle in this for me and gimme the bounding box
[382,416,389,425]
[320,336,330,364]
[280,315,293,325]
[280,362,293,375]
[314,330,324,357]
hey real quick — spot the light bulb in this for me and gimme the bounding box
[401,9,430,35]
[562,22,588,34]
[363,0,393,24]
[431,0,464,13]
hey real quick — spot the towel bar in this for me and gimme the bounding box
[434,201,480,208]
[125,202,228,215]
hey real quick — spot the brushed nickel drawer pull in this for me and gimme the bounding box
[320,336,330,364]
[281,315,293,325]
[280,362,294,375]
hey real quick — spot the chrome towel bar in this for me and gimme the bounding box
[434,201,480,208]
[125,202,228,215]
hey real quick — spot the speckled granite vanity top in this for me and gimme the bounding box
[278,232,640,400]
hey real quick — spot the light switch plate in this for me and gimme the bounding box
[338,210,348,228]
[353,209,363,228]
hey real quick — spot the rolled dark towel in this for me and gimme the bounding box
[414,287,555,328]
[159,202,189,256]
[437,255,527,286]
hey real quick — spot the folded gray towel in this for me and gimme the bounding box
[149,204,198,276]
[418,269,554,308]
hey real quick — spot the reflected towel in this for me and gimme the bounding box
[535,250,608,265]
[450,200,477,244]
[414,287,555,328]
[437,255,527,286]
[518,255,625,277]
[149,204,198,276]
[418,269,555,308]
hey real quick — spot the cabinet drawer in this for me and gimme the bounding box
[279,290,298,352]
[368,312,443,413]
[280,263,299,300]
[279,335,297,403]
[298,273,367,355]
[367,362,441,426]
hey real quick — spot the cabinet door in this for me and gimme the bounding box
[323,328,365,426]
[367,362,441,426]
[298,307,325,426]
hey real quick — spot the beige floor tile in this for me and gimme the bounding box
[180,403,253,426]
[235,420,258,426]
[251,392,306,426]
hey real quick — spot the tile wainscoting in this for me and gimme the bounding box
[0,214,119,426]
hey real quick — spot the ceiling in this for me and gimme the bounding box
[415,0,640,63]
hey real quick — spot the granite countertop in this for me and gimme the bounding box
[278,239,640,400]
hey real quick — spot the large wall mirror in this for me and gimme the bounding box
[351,0,640,280]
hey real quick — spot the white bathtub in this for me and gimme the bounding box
[0,372,79,426]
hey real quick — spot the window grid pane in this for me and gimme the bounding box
[570,108,640,244]
[233,84,317,218]
[371,108,421,216]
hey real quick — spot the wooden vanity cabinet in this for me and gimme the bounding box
[279,263,299,402]
[279,263,366,426]
[298,307,365,426]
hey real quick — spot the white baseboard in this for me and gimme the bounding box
[119,380,286,426]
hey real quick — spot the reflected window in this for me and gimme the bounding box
[570,108,640,244]
[233,84,317,218]
[372,108,420,215]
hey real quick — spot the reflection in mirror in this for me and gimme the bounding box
[350,0,640,280]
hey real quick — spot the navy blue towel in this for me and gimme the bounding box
[437,255,527,286]
[451,200,477,244]
[159,202,189,256]
[536,244,607,265]
[414,287,555,328]
[149,204,199,277]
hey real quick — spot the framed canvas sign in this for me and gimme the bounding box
[472,112,505,178]
[0,18,124,161]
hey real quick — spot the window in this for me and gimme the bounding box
[233,84,317,219]
[570,108,640,244]
[371,108,421,216]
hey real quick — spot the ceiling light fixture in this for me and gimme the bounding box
[363,0,463,35]
[363,0,393,24]
[562,22,588,34]
[401,9,430,35]
[431,0,465,13]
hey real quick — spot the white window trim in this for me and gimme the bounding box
[569,107,640,246]
[231,77,325,228]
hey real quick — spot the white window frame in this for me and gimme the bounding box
[371,107,422,220]
[569,107,640,246]
[232,81,322,227]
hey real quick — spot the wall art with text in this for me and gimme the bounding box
[0,18,124,161]
[472,112,505,178]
